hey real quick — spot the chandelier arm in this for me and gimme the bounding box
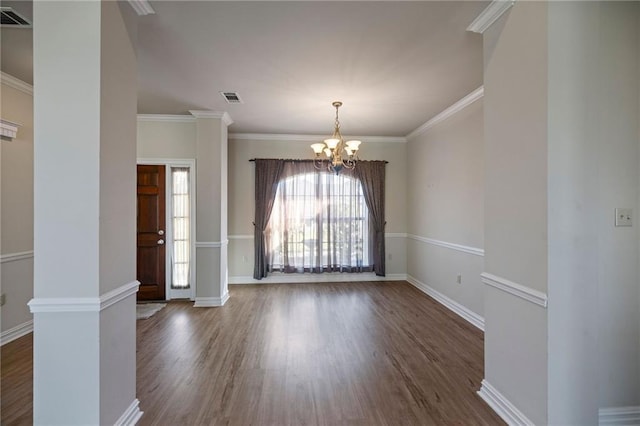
[310,101,360,174]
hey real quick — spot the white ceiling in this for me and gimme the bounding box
[1,1,488,136]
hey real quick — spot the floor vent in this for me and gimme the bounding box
[220,92,243,104]
[0,7,31,27]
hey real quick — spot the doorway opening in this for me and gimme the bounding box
[137,158,196,301]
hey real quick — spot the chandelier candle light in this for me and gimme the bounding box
[311,101,361,173]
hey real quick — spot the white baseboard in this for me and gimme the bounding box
[114,398,143,426]
[229,272,408,284]
[599,406,640,425]
[0,320,33,346]
[477,380,534,425]
[406,275,484,331]
[193,292,229,307]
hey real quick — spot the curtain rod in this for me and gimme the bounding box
[248,158,388,163]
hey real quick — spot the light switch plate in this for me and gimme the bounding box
[615,208,632,227]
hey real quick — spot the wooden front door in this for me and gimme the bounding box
[137,164,166,301]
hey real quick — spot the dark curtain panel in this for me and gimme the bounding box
[253,159,285,279]
[355,161,386,276]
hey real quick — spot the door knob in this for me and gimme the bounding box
[158,230,165,236]
[157,239,165,245]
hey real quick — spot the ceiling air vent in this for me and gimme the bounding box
[220,92,243,104]
[0,7,31,27]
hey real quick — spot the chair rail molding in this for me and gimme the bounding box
[481,272,547,308]
[195,241,228,248]
[407,234,484,257]
[598,406,640,425]
[28,281,140,313]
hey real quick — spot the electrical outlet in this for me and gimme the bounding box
[242,255,248,263]
[456,274,462,284]
[0,294,5,306]
[388,253,393,261]
[615,208,632,227]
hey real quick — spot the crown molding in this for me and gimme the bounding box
[466,1,515,34]
[0,250,33,263]
[1,72,33,95]
[137,114,195,123]
[229,133,406,144]
[127,0,155,16]
[406,86,484,140]
[189,110,234,126]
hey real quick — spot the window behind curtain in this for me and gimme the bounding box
[267,172,371,273]
[171,167,190,288]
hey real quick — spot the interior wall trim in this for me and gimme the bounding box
[407,234,484,257]
[598,406,640,425]
[0,250,34,264]
[406,86,484,140]
[229,133,407,144]
[228,235,253,240]
[466,0,515,34]
[0,320,33,346]
[477,380,534,426]
[406,275,484,331]
[28,281,140,313]
[1,119,20,140]
[127,0,154,16]
[385,233,408,238]
[229,273,408,285]
[228,233,408,241]
[114,398,144,426]
[137,114,195,123]
[189,110,234,126]
[195,241,229,248]
[481,272,547,308]
[0,71,33,95]
[193,293,230,307]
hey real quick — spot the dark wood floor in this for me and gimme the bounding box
[2,281,503,425]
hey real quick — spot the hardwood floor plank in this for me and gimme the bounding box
[1,281,503,425]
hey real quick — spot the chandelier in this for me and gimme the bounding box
[311,101,361,173]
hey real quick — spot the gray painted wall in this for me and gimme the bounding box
[0,81,34,334]
[547,1,639,422]
[406,98,485,318]
[483,2,549,423]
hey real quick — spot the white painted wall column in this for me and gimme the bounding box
[191,111,232,307]
[30,1,141,424]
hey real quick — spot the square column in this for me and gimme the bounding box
[30,1,141,424]
[190,111,233,307]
